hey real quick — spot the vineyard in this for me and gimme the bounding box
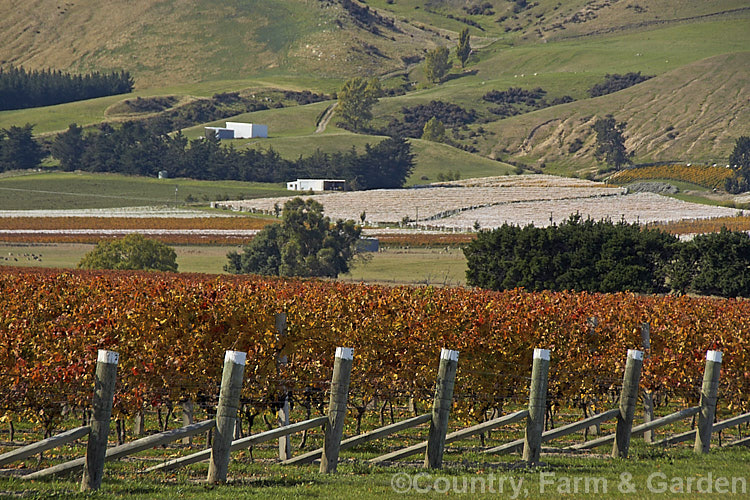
[0,216,271,244]
[436,192,738,230]
[0,174,744,246]
[653,215,750,236]
[2,267,749,437]
[608,164,735,190]
[218,176,739,230]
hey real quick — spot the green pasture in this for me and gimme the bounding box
[0,172,288,210]
[3,13,747,142]
[342,247,467,287]
[0,244,470,286]
[181,101,340,140]
[0,77,340,136]
[374,16,750,122]
[0,244,241,275]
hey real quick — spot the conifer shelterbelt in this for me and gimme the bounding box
[49,121,414,189]
[0,66,134,111]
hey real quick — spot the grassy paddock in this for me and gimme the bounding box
[342,248,467,287]
[0,243,469,285]
[0,172,288,210]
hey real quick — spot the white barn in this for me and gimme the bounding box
[204,122,268,140]
[286,179,346,192]
[226,122,268,138]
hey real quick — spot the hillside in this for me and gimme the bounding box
[1,0,748,177]
[478,51,750,174]
[3,1,747,88]
[0,0,449,88]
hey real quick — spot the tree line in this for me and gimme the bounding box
[464,216,750,298]
[48,121,414,189]
[0,66,134,111]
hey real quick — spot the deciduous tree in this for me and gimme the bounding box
[336,77,381,131]
[422,117,446,142]
[725,136,750,193]
[424,46,450,83]
[456,28,471,68]
[225,198,361,278]
[78,234,178,272]
[592,114,631,170]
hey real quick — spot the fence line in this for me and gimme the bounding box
[2,324,748,493]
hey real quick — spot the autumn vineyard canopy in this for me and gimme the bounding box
[1,267,748,432]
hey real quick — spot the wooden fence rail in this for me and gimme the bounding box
[568,407,701,451]
[485,408,621,454]
[370,409,529,464]
[4,339,749,495]
[23,420,216,480]
[145,416,328,473]
[0,426,90,467]
[652,411,750,447]
[284,413,433,466]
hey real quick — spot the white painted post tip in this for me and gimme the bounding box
[533,348,550,361]
[97,350,119,365]
[335,347,354,360]
[224,350,247,365]
[706,351,723,363]
[440,349,459,362]
[627,349,644,361]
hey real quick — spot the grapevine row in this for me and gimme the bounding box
[609,164,734,189]
[1,267,748,431]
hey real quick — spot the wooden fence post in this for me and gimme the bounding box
[207,350,246,483]
[523,348,550,466]
[320,347,354,473]
[181,401,195,445]
[640,323,655,443]
[695,350,722,454]
[276,313,291,461]
[424,348,459,469]
[586,317,600,437]
[80,350,119,492]
[612,349,643,458]
[133,409,145,437]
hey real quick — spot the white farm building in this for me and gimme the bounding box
[286,179,347,192]
[205,122,268,140]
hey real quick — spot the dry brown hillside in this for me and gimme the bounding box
[477,52,750,174]
[0,0,446,88]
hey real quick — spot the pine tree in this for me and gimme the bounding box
[0,124,45,172]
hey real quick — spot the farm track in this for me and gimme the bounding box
[551,6,750,41]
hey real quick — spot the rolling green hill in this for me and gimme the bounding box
[1,0,748,179]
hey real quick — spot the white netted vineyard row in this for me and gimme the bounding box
[219,176,738,229]
[436,192,740,230]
